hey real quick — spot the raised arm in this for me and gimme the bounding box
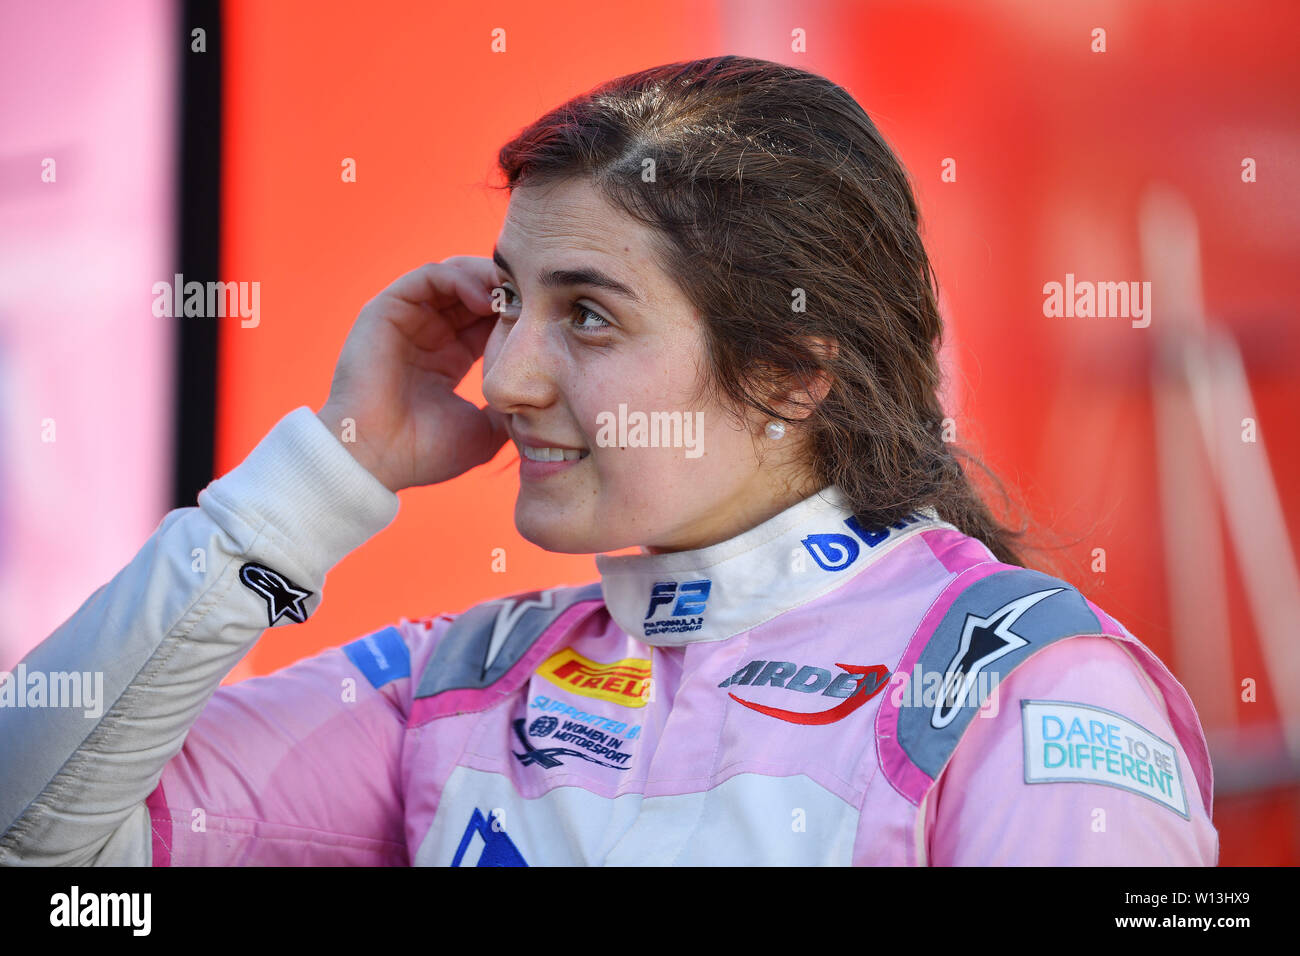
[0,258,509,865]
[0,406,400,864]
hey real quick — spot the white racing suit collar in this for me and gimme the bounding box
[595,485,955,646]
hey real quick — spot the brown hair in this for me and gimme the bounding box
[494,55,1032,567]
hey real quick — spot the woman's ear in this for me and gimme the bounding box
[771,336,838,422]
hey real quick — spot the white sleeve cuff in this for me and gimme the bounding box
[198,406,401,581]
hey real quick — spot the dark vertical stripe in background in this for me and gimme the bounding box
[171,0,222,509]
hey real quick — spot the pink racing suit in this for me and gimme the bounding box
[0,407,1219,866]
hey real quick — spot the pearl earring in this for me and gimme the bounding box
[765,421,786,440]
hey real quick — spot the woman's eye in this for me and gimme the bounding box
[573,304,611,331]
[495,286,609,332]
[494,285,521,319]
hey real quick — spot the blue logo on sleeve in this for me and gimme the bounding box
[342,626,411,689]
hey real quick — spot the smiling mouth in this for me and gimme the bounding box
[520,445,590,463]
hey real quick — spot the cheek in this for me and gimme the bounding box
[570,349,725,480]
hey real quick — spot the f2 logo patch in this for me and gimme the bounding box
[645,580,711,620]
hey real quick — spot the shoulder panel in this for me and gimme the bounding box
[413,583,604,701]
[888,566,1102,785]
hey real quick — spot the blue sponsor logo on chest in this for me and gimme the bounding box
[801,511,928,572]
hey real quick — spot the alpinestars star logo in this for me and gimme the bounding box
[478,590,561,679]
[239,562,312,626]
[930,587,1063,728]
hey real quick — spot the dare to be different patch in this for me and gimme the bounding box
[1020,699,1188,818]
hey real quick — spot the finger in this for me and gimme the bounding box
[441,255,502,291]
[431,259,501,316]
[455,403,512,474]
[379,266,489,341]
[388,262,495,318]
[442,257,508,318]
[479,405,512,462]
[456,314,498,362]
[441,294,499,332]
[384,263,459,307]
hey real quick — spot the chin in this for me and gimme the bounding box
[513,500,606,555]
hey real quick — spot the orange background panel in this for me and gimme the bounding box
[217,0,723,680]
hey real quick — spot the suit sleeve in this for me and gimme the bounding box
[147,616,444,865]
[0,406,401,866]
[926,635,1219,866]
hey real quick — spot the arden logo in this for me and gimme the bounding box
[643,579,711,637]
[538,648,652,708]
[719,659,891,725]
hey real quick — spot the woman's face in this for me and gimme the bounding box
[482,177,810,555]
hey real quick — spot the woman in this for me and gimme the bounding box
[0,56,1216,866]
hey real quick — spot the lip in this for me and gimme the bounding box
[509,427,588,452]
[509,426,591,481]
[518,451,587,481]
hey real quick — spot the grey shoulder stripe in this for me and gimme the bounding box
[896,567,1101,779]
[413,583,604,700]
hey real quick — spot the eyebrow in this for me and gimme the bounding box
[493,247,644,305]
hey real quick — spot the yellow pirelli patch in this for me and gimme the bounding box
[538,648,652,708]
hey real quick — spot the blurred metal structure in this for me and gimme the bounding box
[1142,184,1300,791]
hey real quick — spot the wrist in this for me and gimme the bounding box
[315,404,400,493]
[206,407,401,581]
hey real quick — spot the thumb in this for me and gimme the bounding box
[477,405,512,465]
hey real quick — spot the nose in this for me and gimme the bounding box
[482,309,559,416]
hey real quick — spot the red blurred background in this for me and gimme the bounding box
[7,0,1297,864]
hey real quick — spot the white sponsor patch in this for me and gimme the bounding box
[1021,699,1188,818]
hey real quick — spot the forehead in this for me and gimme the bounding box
[495,178,663,293]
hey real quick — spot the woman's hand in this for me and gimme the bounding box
[316,257,510,493]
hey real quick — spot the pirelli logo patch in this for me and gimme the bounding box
[1021,699,1189,818]
[538,648,652,708]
